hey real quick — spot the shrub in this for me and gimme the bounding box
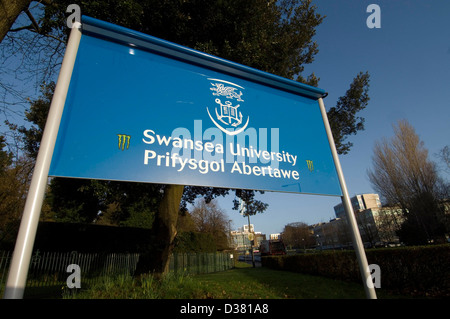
[262,244,450,297]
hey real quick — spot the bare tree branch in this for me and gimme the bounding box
[8,24,33,32]
[24,8,40,33]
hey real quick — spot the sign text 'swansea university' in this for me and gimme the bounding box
[49,16,342,196]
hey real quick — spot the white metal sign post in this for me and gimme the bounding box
[3,23,82,299]
[318,98,377,299]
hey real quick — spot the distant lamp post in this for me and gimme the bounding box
[247,213,256,268]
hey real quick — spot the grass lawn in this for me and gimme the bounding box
[60,263,405,299]
[196,267,362,299]
[187,263,402,299]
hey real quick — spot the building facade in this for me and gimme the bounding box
[314,194,403,249]
[230,224,266,252]
[334,193,382,219]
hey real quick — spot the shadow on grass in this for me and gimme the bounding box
[203,267,366,299]
[195,266,410,299]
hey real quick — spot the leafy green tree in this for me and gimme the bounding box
[327,71,370,155]
[97,181,161,228]
[18,81,55,160]
[232,189,269,218]
[0,136,33,245]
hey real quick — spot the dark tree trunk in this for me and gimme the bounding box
[135,184,184,277]
[0,0,32,43]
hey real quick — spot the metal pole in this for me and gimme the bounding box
[3,22,82,299]
[247,212,255,268]
[318,97,377,299]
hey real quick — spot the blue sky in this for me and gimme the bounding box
[220,0,450,236]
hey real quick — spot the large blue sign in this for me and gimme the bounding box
[49,16,342,196]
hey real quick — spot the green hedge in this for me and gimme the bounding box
[173,231,217,253]
[262,244,450,297]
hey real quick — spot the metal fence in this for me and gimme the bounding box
[169,252,233,275]
[0,250,140,293]
[0,250,233,296]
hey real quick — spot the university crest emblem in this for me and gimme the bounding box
[206,78,249,135]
